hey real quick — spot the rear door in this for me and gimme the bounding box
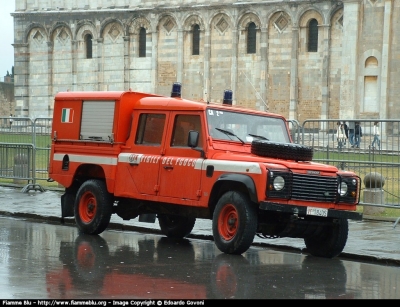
[116,112,167,196]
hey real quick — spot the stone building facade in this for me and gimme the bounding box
[11,0,400,126]
[0,77,15,120]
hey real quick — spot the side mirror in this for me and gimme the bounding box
[188,130,199,147]
[188,130,205,158]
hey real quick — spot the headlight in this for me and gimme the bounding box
[266,170,292,199]
[337,175,360,204]
[338,181,348,196]
[273,176,285,191]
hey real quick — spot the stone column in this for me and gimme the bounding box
[47,41,53,109]
[71,40,77,91]
[380,0,392,131]
[340,1,360,120]
[289,25,299,121]
[231,29,238,105]
[123,36,130,90]
[203,25,211,102]
[151,30,158,93]
[13,43,29,116]
[320,24,330,131]
[96,38,104,91]
[259,26,268,111]
[177,29,184,83]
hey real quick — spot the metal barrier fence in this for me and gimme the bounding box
[0,142,34,180]
[0,116,52,192]
[297,119,400,211]
[0,116,399,213]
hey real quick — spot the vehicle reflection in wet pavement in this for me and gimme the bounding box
[1,217,400,299]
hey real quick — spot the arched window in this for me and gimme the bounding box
[247,22,256,54]
[192,24,200,55]
[139,27,146,57]
[85,34,92,59]
[308,19,318,52]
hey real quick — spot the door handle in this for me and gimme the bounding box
[163,165,173,170]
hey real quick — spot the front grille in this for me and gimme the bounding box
[292,174,338,202]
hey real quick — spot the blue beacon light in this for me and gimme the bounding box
[223,89,233,105]
[171,82,182,98]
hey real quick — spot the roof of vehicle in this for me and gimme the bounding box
[54,90,285,119]
[54,90,161,100]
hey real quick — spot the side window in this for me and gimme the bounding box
[135,113,166,145]
[171,115,202,147]
[192,24,200,56]
[308,19,318,52]
[85,34,93,59]
[247,22,256,54]
[139,27,146,58]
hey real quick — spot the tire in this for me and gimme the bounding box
[304,218,348,258]
[74,179,113,235]
[251,140,313,161]
[212,191,257,255]
[158,214,196,238]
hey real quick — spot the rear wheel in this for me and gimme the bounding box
[212,191,257,255]
[74,179,113,235]
[158,214,196,238]
[304,218,348,258]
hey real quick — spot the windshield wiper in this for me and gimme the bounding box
[215,128,245,144]
[248,133,269,141]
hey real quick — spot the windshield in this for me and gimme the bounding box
[206,108,291,143]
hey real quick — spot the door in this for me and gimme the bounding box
[158,113,205,201]
[116,112,167,196]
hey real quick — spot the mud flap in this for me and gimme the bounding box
[138,214,157,223]
[61,193,75,223]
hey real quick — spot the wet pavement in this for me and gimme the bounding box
[0,184,399,264]
[3,217,400,299]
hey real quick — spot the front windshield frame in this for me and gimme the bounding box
[206,108,291,144]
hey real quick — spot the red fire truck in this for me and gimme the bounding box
[48,83,362,258]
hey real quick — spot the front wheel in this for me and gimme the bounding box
[212,191,258,255]
[74,179,113,235]
[158,214,196,238]
[304,218,348,258]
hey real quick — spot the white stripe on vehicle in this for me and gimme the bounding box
[201,159,262,174]
[54,153,262,174]
[53,153,118,165]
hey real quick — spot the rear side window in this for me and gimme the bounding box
[135,113,166,145]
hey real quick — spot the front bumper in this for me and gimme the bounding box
[260,202,363,221]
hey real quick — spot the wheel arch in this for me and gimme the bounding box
[72,164,111,190]
[62,165,110,218]
[209,173,258,214]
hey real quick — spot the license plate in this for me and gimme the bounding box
[306,207,328,217]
